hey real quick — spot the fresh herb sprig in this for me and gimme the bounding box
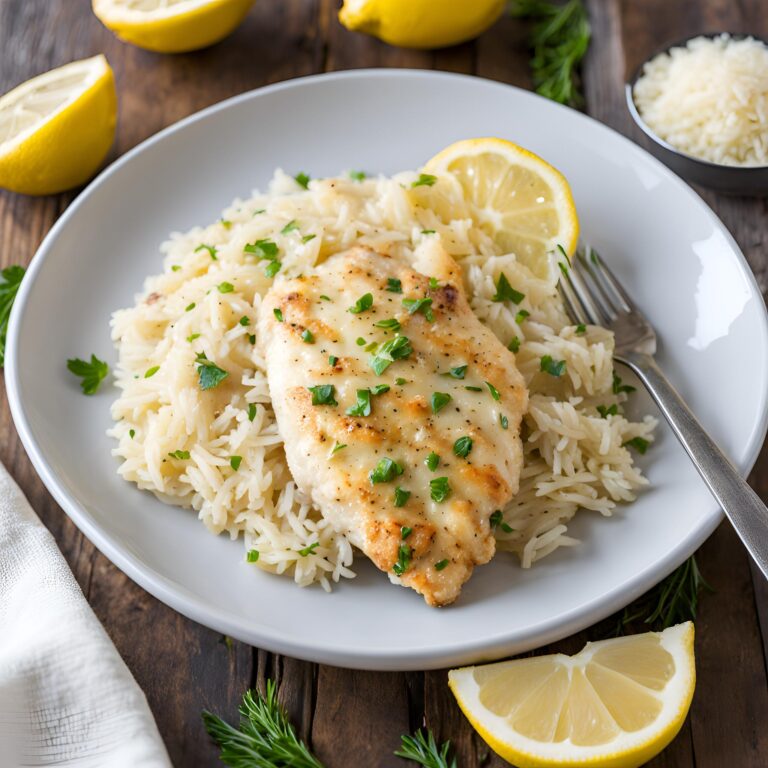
[67,354,109,395]
[511,0,591,108]
[603,555,712,638]
[0,265,25,367]
[204,685,458,768]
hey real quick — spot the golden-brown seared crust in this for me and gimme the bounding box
[259,244,528,606]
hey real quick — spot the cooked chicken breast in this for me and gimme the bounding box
[258,243,527,605]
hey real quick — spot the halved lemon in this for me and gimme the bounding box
[449,622,695,768]
[423,137,579,279]
[92,0,255,53]
[0,55,117,196]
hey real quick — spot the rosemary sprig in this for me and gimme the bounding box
[510,0,591,107]
[202,681,324,768]
[395,729,457,768]
[204,684,459,768]
[603,554,712,638]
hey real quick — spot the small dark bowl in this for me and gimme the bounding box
[626,33,768,196]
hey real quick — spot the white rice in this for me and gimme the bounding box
[109,169,655,590]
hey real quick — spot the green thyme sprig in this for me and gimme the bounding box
[510,0,591,107]
[204,684,459,768]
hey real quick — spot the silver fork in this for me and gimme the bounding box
[559,247,768,579]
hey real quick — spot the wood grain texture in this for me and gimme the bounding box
[2,1,768,766]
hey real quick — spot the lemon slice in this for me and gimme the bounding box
[449,622,695,768]
[339,0,505,49]
[0,55,116,196]
[92,0,255,53]
[423,137,579,279]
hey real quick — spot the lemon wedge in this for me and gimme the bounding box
[449,622,695,768]
[92,0,255,53]
[423,137,579,279]
[0,55,116,196]
[339,0,505,49]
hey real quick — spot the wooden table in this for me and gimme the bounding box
[2,1,768,765]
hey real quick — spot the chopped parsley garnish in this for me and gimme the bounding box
[395,377,407,385]
[171,265,181,272]
[426,452,440,471]
[244,239,278,258]
[392,543,412,576]
[356,337,366,346]
[443,365,467,379]
[428,277,439,290]
[597,404,618,419]
[294,172,310,189]
[624,436,650,454]
[168,450,190,460]
[129,429,136,439]
[301,328,315,344]
[453,436,473,458]
[575,323,587,335]
[281,220,299,234]
[370,384,390,395]
[485,381,501,401]
[613,373,637,395]
[401,526,412,539]
[465,385,483,392]
[308,384,337,406]
[515,309,530,324]
[348,292,374,314]
[435,559,449,571]
[319,294,331,301]
[0,265,24,367]
[370,335,412,375]
[328,355,339,366]
[185,302,196,312]
[386,277,402,293]
[346,388,372,417]
[220,219,232,229]
[490,509,512,533]
[273,308,283,322]
[246,549,259,562]
[195,244,218,260]
[430,477,451,503]
[195,352,229,390]
[430,392,452,414]
[248,334,256,345]
[540,355,566,377]
[500,414,509,430]
[66,354,109,395]
[264,260,281,278]
[422,229,436,235]
[331,442,347,455]
[508,336,521,353]
[350,170,366,181]
[298,541,319,557]
[394,488,411,508]
[412,173,437,188]
[217,281,234,294]
[239,315,250,326]
[374,318,401,332]
[252,208,266,216]
[247,403,257,421]
[402,296,433,322]
[302,234,316,243]
[369,457,404,484]
[144,366,160,378]
[492,272,525,304]
[230,455,242,470]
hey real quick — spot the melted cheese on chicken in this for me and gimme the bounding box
[258,244,527,605]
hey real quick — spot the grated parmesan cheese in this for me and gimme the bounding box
[633,34,768,166]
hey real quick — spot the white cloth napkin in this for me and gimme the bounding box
[0,462,172,768]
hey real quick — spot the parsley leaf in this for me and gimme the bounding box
[369,457,404,484]
[66,354,109,395]
[239,315,250,326]
[294,172,310,189]
[244,239,278,259]
[195,244,218,260]
[540,355,566,377]
[144,365,160,378]
[370,335,412,375]
[346,388,372,417]
[302,234,316,244]
[350,170,366,181]
[386,278,403,293]
[331,442,347,455]
[195,353,229,390]
[624,436,650,454]
[0,265,24,366]
[597,403,619,419]
[392,543,412,575]
[412,173,437,187]
[298,542,319,557]
[374,318,401,332]
[516,309,530,324]
[430,477,451,503]
[348,292,374,314]
[500,413,509,429]
[281,220,299,234]
[443,365,467,379]
[575,323,587,335]
[485,381,501,401]
[274,308,284,322]
[217,281,234,294]
[168,450,190,460]
[431,392,452,414]
[426,452,440,471]
[308,384,337,406]
[230,456,242,470]
[246,549,259,562]
[301,329,315,344]
[613,373,637,395]
[435,559,449,571]
[247,403,257,422]
[402,296,433,322]
[453,436,473,458]
[394,487,411,507]
[508,336,521,353]
[492,272,525,304]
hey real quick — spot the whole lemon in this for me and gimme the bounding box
[339,0,505,49]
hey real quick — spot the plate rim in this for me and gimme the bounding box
[7,68,768,670]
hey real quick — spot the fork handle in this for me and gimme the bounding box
[619,351,768,580]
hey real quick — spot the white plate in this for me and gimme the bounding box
[7,70,768,671]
